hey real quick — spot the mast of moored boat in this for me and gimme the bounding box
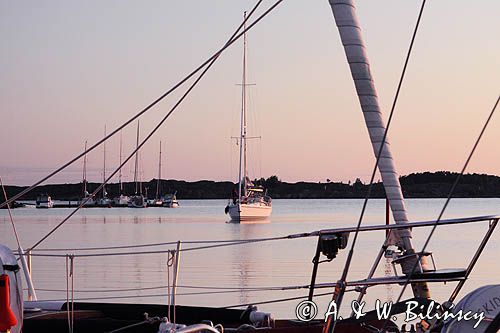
[134,121,140,195]
[237,11,248,202]
[82,140,88,197]
[156,141,162,200]
[102,125,107,199]
[118,130,123,194]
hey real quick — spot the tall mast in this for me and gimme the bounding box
[328,0,430,298]
[237,11,248,201]
[118,130,123,194]
[156,141,162,200]
[83,140,88,196]
[102,125,107,199]
[134,120,140,194]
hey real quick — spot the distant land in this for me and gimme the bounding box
[2,171,500,202]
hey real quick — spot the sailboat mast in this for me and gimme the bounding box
[328,0,430,298]
[119,130,123,194]
[243,13,248,196]
[102,125,106,199]
[156,141,162,200]
[83,140,87,196]
[237,11,248,200]
[134,121,140,194]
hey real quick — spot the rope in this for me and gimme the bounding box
[0,0,282,211]
[71,255,75,333]
[28,283,312,294]
[330,2,428,329]
[65,255,72,333]
[33,289,301,302]
[222,289,356,309]
[106,317,161,333]
[34,235,290,252]
[33,287,348,304]
[25,234,296,258]
[0,176,22,249]
[378,95,500,332]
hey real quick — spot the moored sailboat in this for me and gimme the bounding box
[35,193,53,209]
[96,126,112,207]
[80,140,96,207]
[113,131,130,207]
[225,13,271,222]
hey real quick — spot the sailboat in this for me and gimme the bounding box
[80,140,96,207]
[112,130,130,206]
[147,141,179,207]
[97,126,112,207]
[127,121,147,208]
[35,193,53,209]
[147,141,164,207]
[225,13,272,222]
[2,2,500,333]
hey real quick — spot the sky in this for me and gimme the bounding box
[1,1,499,186]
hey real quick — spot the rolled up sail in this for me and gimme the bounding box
[328,0,430,298]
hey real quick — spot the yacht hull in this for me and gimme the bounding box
[228,203,272,221]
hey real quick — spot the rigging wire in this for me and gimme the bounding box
[25,235,293,258]
[32,234,292,252]
[330,0,428,322]
[378,94,500,332]
[30,283,314,294]
[222,289,355,309]
[0,0,283,210]
[26,0,286,252]
[37,289,348,307]
[0,176,22,249]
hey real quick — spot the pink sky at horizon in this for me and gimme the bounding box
[1,1,499,186]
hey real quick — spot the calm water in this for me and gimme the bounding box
[1,198,499,319]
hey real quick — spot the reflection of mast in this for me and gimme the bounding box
[155,141,162,200]
[133,121,140,194]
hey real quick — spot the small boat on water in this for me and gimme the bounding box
[35,194,53,209]
[80,140,97,207]
[113,194,130,207]
[96,126,112,208]
[162,191,179,208]
[147,141,180,208]
[128,121,147,208]
[225,15,271,222]
[128,194,147,208]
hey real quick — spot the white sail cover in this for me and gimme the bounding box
[328,1,433,299]
[328,0,411,242]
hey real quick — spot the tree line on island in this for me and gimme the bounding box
[3,171,500,201]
